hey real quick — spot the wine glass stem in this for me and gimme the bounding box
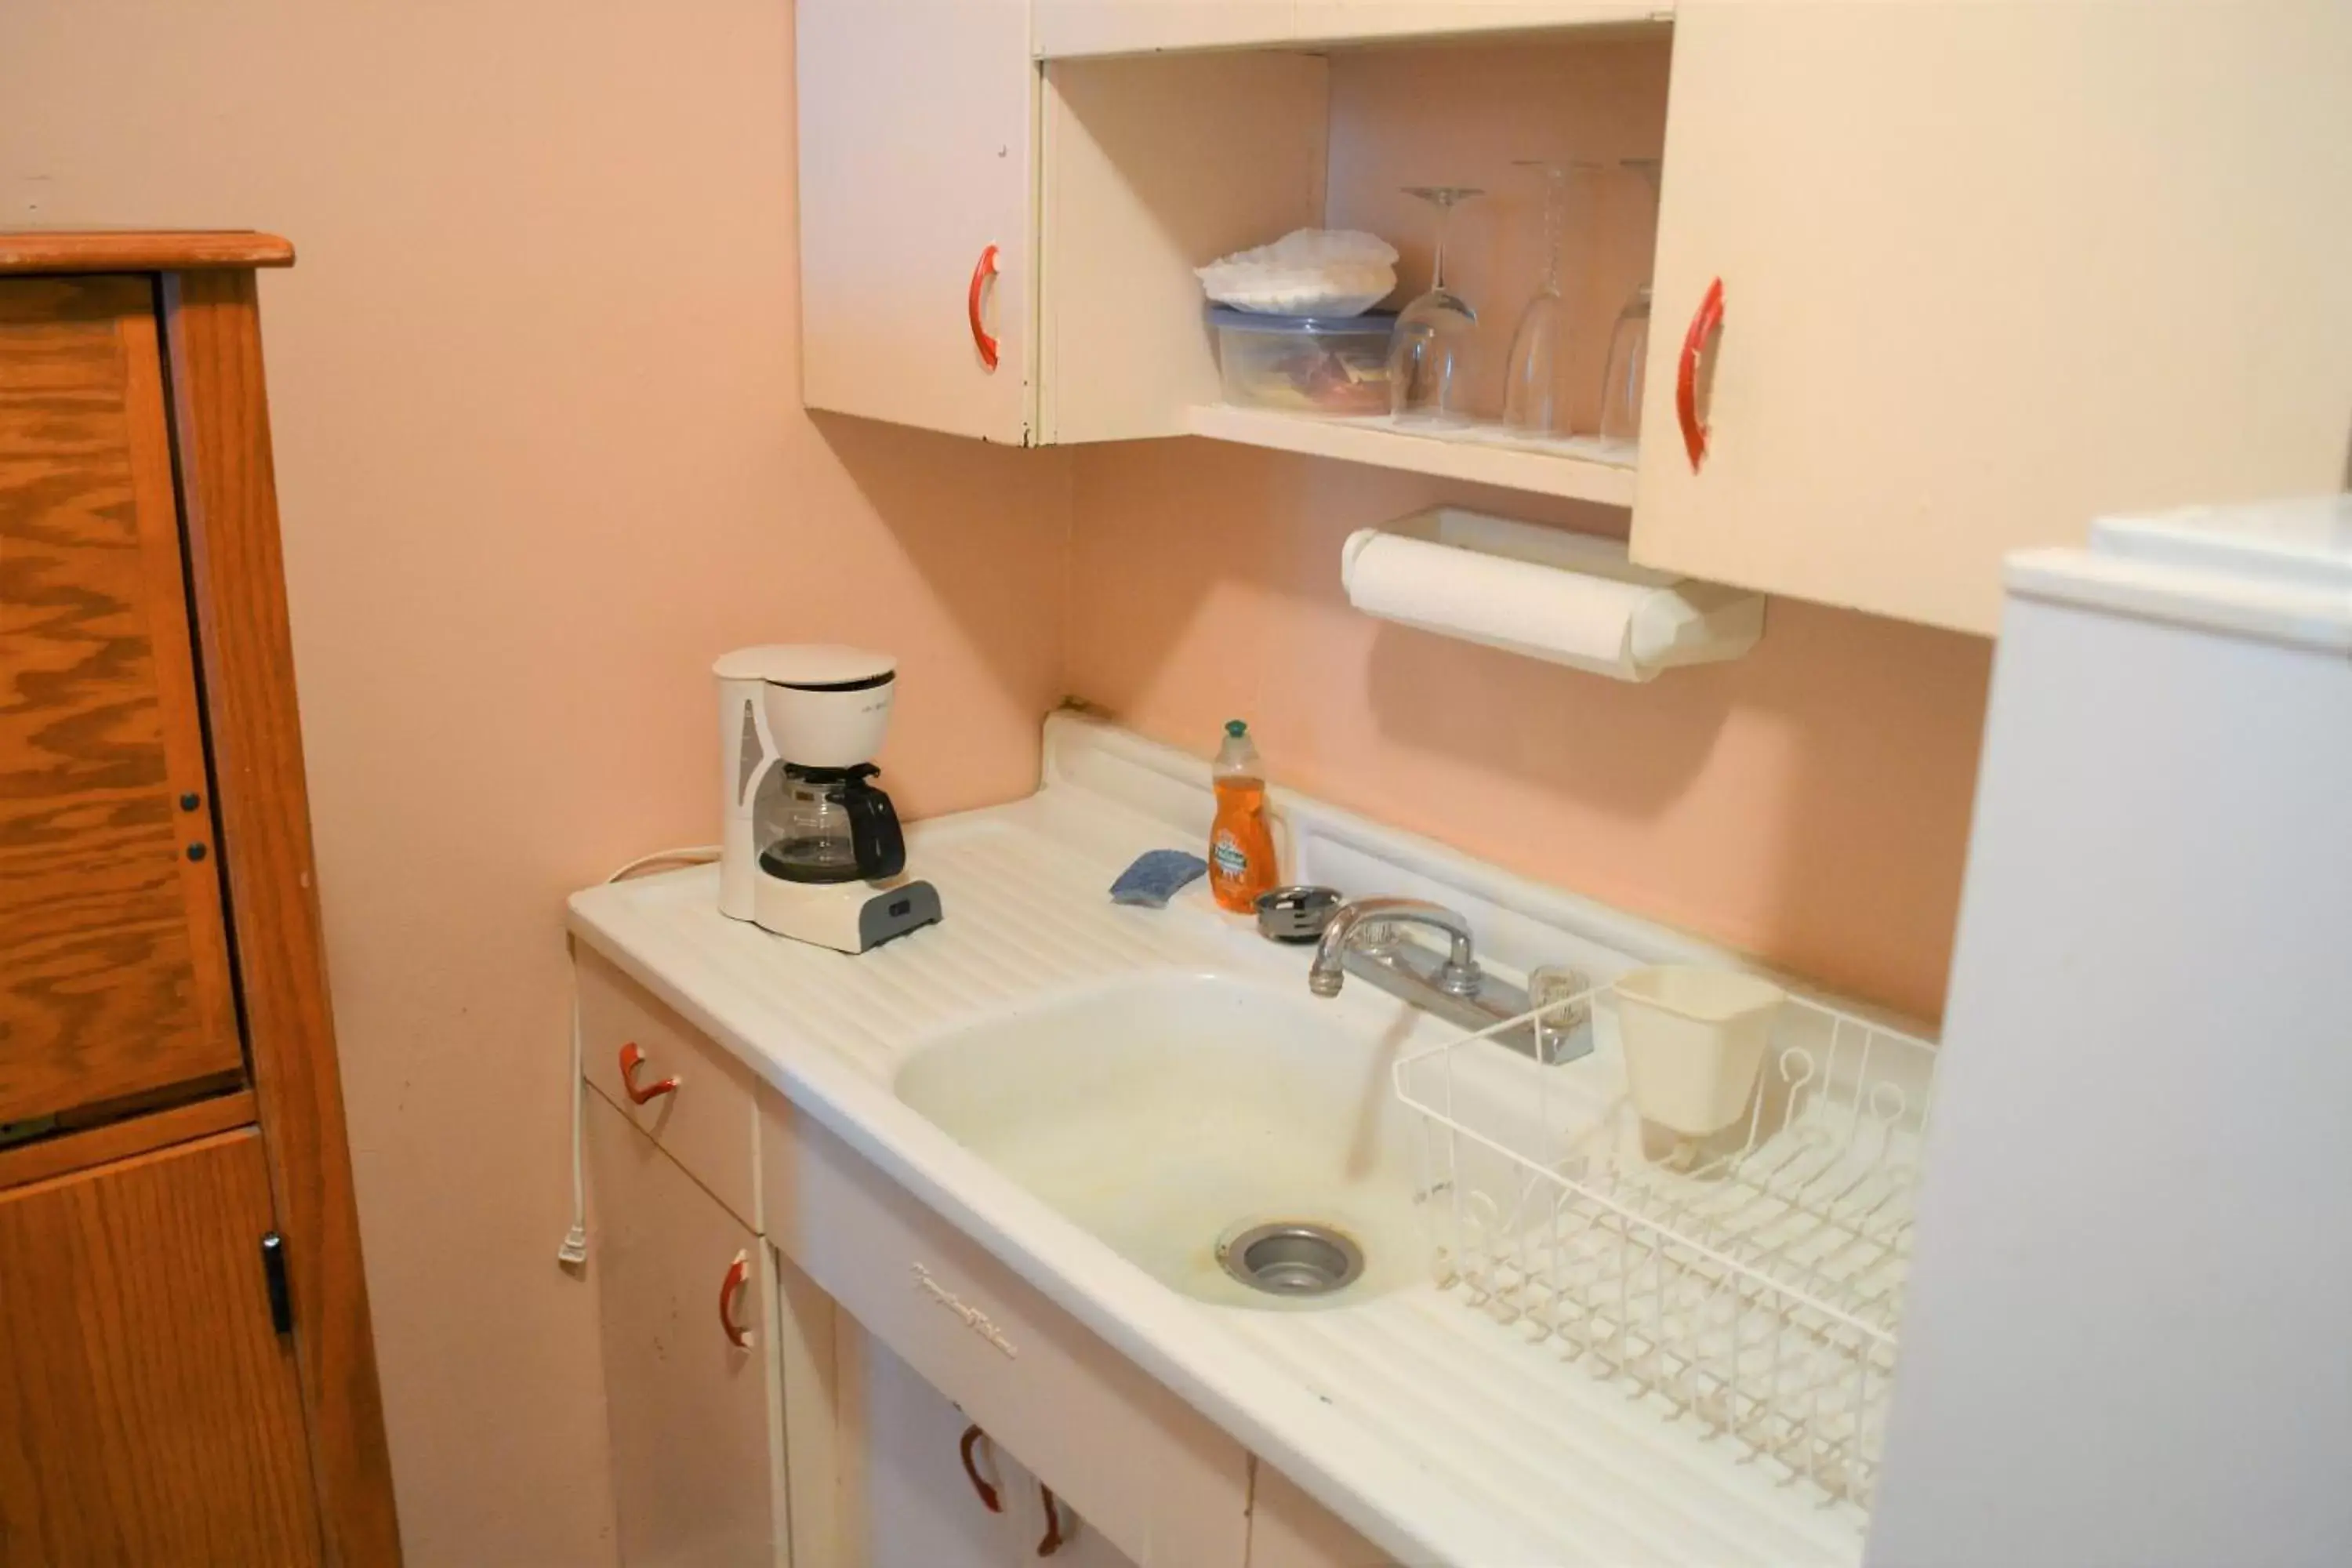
[1430,201,1451,293]
[1541,173,1564,296]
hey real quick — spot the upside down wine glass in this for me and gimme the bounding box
[1503,159,1597,438]
[1599,158,1664,444]
[1386,186,1483,425]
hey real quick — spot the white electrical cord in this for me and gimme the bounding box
[602,845,724,883]
[557,845,721,1268]
[557,993,590,1265]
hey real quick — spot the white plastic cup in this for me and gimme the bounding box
[1614,966,1786,1138]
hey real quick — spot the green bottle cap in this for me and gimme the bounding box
[1225,719,1247,737]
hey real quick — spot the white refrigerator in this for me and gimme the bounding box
[1867,497,2352,1566]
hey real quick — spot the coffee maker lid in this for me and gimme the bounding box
[713,644,895,689]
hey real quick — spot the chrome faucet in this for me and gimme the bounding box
[1307,895,1593,1065]
[1308,897,1479,998]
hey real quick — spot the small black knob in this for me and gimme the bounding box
[187,842,208,862]
[179,792,201,811]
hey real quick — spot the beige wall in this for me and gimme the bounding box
[1066,441,1991,1019]
[1,3,1069,1563]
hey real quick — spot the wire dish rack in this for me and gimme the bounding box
[1392,979,1938,1516]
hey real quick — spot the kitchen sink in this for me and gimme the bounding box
[893,971,1441,1309]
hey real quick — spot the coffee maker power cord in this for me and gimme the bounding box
[559,845,720,1268]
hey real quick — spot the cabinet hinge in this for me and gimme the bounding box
[260,1231,293,1334]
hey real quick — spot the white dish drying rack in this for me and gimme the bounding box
[1392,979,1938,1517]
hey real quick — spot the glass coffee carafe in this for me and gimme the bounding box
[757,763,906,884]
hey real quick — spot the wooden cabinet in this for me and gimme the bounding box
[0,231,399,1566]
[0,274,240,1127]
[797,0,1037,443]
[584,1089,782,1568]
[1630,0,2352,633]
[0,1129,318,1564]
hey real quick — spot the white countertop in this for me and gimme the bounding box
[568,719,1875,1566]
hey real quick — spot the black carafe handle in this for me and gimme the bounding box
[840,771,906,880]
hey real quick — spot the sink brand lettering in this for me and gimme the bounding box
[910,1262,1018,1359]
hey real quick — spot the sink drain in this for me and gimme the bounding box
[1217,1220,1365,1297]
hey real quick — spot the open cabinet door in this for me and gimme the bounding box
[1630,0,2352,635]
[797,0,1036,443]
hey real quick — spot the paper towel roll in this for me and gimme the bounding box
[1340,517,1765,681]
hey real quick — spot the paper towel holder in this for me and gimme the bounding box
[1339,507,1766,682]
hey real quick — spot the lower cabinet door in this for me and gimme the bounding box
[1246,1465,1393,1568]
[0,1127,321,1566]
[837,1320,1030,1568]
[587,1088,779,1567]
[837,1319,1146,1568]
[1009,1450,1142,1568]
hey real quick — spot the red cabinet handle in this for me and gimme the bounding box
[1676,277,1725,472]
[618,1042,679,1105]
[718,1250,753,1348]
[957,1425,1002,1512]
[967,244,1001,371]
[1036,1483,1066,1556]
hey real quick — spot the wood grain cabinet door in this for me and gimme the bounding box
[0,275,241,1126]
[0,1127,321,1565]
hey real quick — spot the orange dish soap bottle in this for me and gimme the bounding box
[1209,719,1277,913]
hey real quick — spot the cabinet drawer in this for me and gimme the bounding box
[577,947,760,1230]
[762,1091,1250,1566]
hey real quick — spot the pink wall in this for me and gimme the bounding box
[1066,441,1991,1019]
[0,3,1069,1563]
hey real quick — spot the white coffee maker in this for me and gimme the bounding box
[714,645,942,953]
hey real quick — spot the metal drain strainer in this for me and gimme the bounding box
[1216,1219,1365,1297]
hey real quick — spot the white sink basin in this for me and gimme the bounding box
[894,971,1438,1310]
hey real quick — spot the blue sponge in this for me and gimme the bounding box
[1109,849,1209,908]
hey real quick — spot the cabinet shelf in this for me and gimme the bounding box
[1033,1,1674,60]
[1184,404,1639,508]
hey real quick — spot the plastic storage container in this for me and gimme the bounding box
[1613,965,1786,1138]
[1208,307,1396,416]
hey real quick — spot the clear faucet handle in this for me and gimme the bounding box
[1527,965,1596,1039]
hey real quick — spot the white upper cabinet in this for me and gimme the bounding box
[797,0,1036,443]
[1035,0,1294,57]
[1630,0,2352,634]
[794,0,2352,633]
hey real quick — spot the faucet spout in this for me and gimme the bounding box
[1308,897,1481,1000]
[1300,895,1595,1066]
